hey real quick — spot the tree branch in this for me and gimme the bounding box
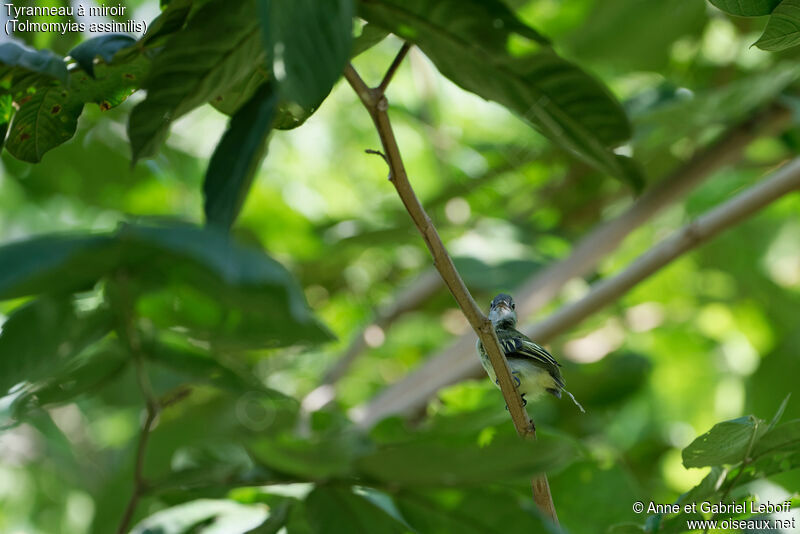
[355,159,800,426]
[344,46,559,522]
[353,103,791,426]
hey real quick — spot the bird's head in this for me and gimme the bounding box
[489,293,517,327]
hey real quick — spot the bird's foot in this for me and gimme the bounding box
[521,393,527,407]
[512,372,521,387]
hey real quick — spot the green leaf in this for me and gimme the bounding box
[249,431,371,479]
[142,0,194,46]
[4,84,84,163]
[768,393,791,430]
[753,419,800,458]
[259,0,354,110]
[0,296,112,395]
[0,233,118,300]
[9,342,128,419]
[395,488,563,534]
[144,336,267,393]
[304,487,410,534]
[0,41,68,85]
[0,223,333,348]
[0,93,13,150]
[710,0,781,16]
[359,0,634,182]
[682,415,765,468]
[205,83,278,230]
[68,34,136,78]
[356,431,575,487]
[130,499,269,534]
[755,0,800,50]
[606,524,647,534]
[128,0,266,160]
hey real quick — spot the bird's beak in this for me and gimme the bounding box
[493,302,511,312]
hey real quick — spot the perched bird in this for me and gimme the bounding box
[477,293,584,412]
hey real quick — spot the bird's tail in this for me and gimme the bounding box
[563,388,586,413]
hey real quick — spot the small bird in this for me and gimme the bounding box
[477,293,584,412]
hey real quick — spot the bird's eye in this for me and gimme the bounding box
[511,303,515,309]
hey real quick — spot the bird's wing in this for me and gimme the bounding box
[498,331,565,388]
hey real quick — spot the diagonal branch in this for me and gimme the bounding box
[353,103,790,426]
[344,45,559,522]
[356,155,800,425]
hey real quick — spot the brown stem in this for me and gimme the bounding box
[343,45,559,523]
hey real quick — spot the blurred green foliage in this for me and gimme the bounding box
[1,0,800,533]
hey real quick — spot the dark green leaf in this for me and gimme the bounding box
[260,0,354,110]
[0,297,112,395]
[606,524,646,534]
[755,0,800,50]
[753,419,800,458]
[129,0,266,160]
[357,431,575,487]
[144,336,267,393]
[130,499,269,533]
[682,415,765,468]
[4,84,84,163]
[359,0,634,181]
[0,41,68,85]
[249,431,371,479]
[0,234,118,300]
[205,83,278,229]
[9,342,128,419]
[0,223,333,348]
[304,487,410,534]
[68,34,136,78]
[395,488,563,534]
[142,0,194,46]
[710,0,781,16]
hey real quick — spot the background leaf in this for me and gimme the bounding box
[359,0,634,182]
[128,0,266,160]
[709,0,781,16]
[755,0,800,50]
[68,34,136,78]
[204,83,278,229]
[260,0,354,110]
[682,415,765,468]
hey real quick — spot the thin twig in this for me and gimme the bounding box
[344,44,559,522]
[112,274,162,534]
[355,103,791,425]
[378,42,411,94]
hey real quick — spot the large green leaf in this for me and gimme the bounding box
[755,0,800,50]
[0,296,112,395]
[682,415,766,468]
[710,0,781,16]
[204,83,278,230]
[395,488,563,534]
[259,0,353,110]
[130,499,269,534]
[0,222,333,347]
[249,431,371,479]
[0,41,68,85]
[356,431,575,487]
[358,0,634,182]
[128,0,266,160]
[68,34,137,78]
[0,233,119,300]
[304,487,410,534]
